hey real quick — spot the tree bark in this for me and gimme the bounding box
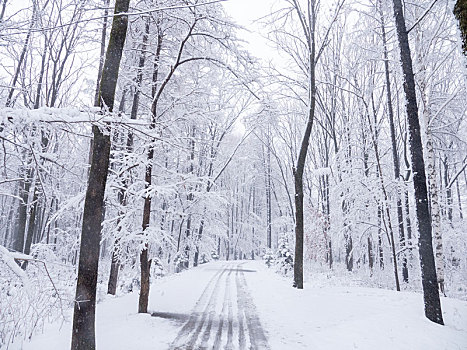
[71,0,130,348]
[138,26,163,313]
[264,127,272,249]
[391,0,444,325]
[15,165,32,253]
[292,0,317,290]
[377,204,384,269]
[0,0,7,22]
[443,156,453,224]
[454,0,467,55]
[22,184,38,269]
[94,0,111,106]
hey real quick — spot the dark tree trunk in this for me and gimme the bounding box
[138,27,162,314]
[22,185,38,269]
[368,237,373,271]
[107,252,119,295]
[71,0,130,348]
[0,0,7,22]
[138,247,151,312]
[346,234,354,271]
[94,0,111,106]
[454,0,467,55]
[391,0,443,325]
[293,0,316,290]
[3,193,17,248]
[15,168,32,253]
[265,128,272,249]
[455,167,463,219]
[443,157,453,224]
[403,141,413,244]
[377,205,384,269]
[184,126,196,267]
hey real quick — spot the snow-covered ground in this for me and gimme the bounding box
[245,262,467,350]
[8,260,467,350]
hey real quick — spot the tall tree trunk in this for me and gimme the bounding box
[185,125,196,267]
[443,156,453,224]
[22,184,38,269]
[391,0,444,325]
[292,0,316,290]
[94,0,111,106]
[138,26,163,314]
[15,165,32,253]
[454,0,467,55]
[264,127,272,249]
[377,204,384,269]
[71,0,130,348]
[455,165,463,219]
[0,0,7,22]
[3,193,17,248]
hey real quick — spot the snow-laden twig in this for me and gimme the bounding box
[0,246,30,288]
[407,0,440,34]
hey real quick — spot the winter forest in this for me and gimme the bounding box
[0,0,466,349]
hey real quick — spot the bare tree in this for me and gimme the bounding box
[391,0,443,325]
[71,0,131,348]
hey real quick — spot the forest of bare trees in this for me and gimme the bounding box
[0,0,465,347]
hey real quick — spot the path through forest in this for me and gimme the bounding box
[12,260,467,350]
[162,262,269,349]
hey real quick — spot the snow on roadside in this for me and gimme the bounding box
[8,261,224,350]
[8,260,467,349]
[242,260,467,350]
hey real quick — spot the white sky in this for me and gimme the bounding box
[222,0,280,64]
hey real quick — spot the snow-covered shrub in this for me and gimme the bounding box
[174,252,189,273]
[152,258,165,278]
[199,253,209,264]
[275,233,294,276]
[210,251,219,260]
[263,249,275,268]
[0,245,74,347]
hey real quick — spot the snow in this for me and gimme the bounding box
[9,260,467,349]
[0,246,31,288]
[244,261,467,350]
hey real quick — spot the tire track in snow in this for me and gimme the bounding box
[170,264,227,349]
[199,269,230,347]
[211,268,232,349]
[169,263,269,350]
[236,264,269,350]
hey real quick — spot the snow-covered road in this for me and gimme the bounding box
[11,260,467,349]
[167,262,269,349]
